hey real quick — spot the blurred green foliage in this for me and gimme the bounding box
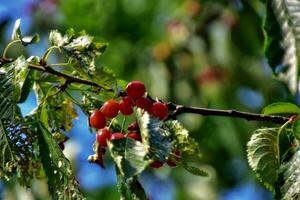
[0,0,294,199]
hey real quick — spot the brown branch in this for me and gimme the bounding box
[0,57,110,91]
[28,63,103,88]
[0,57,290,124]
[168,103,289,124]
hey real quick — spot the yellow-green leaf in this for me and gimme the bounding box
[262,102,300,115]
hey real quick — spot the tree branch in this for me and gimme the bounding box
[0,57,111,91]
[0,57,290,124]
[28,63,103,88]
[168,103,289,124]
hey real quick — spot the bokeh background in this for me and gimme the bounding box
[0,0,293,199]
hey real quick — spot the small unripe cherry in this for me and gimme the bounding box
[135,97,152,113]
[90,110,106,129]
[151,102,168,120]
[119,96,134,115]
[101,99,119,118]
[127,132,142,142]
[96,128,112,147]
[109,132,125,140]
[126,81,146,99]
[149,160,164,168]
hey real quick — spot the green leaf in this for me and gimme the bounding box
[36,121,85,199]
[21,35,40,46]
[127,176,147,200]
[180,161,208,177]
[18,56,40,103]
[262,102,300,115]
[263,0,284,74]
[136,109,172,161]
[162,120,201,158]
[0,119,42,186]
[264,0,300,93]
[63,35,93,51]
[108,137,149,179]
[48,29,115,91]
[115,169,147,200]
[35,82,78,131]
[11,19,39,46]
[0,56,29,120]
[292,117,300,141]
[49,30,72,47]
[18,69,37,103]
[116,168,132,200]
[11,19,22,41]
[247,128,280,191]
[280,150,300,200]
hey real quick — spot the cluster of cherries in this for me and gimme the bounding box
[89,81,180,168]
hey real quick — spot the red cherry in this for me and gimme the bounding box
[135,97,152,113]
[149,161,164,168]
[127,132,142,142]
[151,102,168,120]
[96,128,112,147]
[126,81,146,99]
[101,99,119,118]
[128,121,139,132]
[166,150,181,167]
[109,133,125,140]
[90,110,106,129]
[119,96,134,115]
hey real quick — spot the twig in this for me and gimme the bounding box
[29,63,103,88]
[0,57,289,124]
[168,103,289,124]
[0,57,109,90]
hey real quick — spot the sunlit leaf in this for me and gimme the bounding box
[264,0,300,93]
[21,35,40,46]
[37,122,85,199]
[247,128,280,191]
[0,119,42,187]
[108,137,149,179]
[63,35,93,51]
[136,109,172,161]
[262,102,300,115]
[0,56,29,120]
[48,29,115,91]
[279,150,300,199]
[11,19,21,41]
[35,83,78,132]
[163,120,201,158]
[11,19,39,46]
[49,30,72,47]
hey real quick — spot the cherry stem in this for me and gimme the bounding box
[121,116,127,133]
[108,118,115,129]
[3,40,21,59]
[287,115,298,123]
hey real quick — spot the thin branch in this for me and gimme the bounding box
[28,63,103,88]
[0,57,290,124]
[168,103,289,124]
[0,57,110,91]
